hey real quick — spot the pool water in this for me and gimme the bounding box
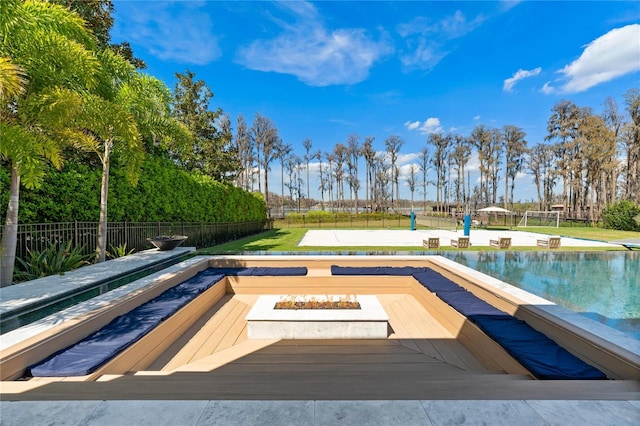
[442,251,640,340]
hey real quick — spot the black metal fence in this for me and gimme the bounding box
[1,219,274,260]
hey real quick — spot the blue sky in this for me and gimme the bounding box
[111,1,640,203]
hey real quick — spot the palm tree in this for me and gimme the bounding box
[0,0,100,286]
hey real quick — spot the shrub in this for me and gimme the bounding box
[3,157,267,224]
[602,200,640,231]
[14,241,94,282]
[107,243,135,259]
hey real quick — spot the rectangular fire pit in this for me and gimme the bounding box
[245,295,389,339]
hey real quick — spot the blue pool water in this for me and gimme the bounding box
[442,251,640,340]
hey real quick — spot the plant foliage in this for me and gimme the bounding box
[602,200,640,231]
[14,240,93,281]
[8,157,266,223]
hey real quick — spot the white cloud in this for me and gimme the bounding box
[473,115,481,121]
[404,121,420,130]
[112,2,221,65]
[541,82,554,95]
[398,11,485,70]
[555,24,640,93]
[235,3,393,86]
[397,152,419,165]
[404,117,443,134]
[503,67,542,92]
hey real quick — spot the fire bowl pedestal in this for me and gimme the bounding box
[147,235,188,251]
[245,295,389,339]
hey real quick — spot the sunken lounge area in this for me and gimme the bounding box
[1,255,639,401]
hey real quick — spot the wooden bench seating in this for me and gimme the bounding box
[490,237,512,249]
[451,236,470,249]
[537,236,561,249]
[422,237,440,249]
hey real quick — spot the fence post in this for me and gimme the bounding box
[74,221,78,247]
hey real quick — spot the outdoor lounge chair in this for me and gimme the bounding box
[537,236,561,249]
[423,237,440,249]
[450,236,470,248]
[490,237,512,249]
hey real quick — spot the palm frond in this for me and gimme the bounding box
[0,57,27,101]
[22,0,96,50]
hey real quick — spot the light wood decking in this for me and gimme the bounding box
[2,256,638,401]
[152,294,486,374]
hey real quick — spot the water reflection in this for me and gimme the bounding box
[442,251,640,340]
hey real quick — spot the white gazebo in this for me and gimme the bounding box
[476,206,513,228]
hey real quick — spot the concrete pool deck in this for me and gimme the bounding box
[298,229,623,248]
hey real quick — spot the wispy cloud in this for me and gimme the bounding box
[503,67,542,92]
[235,1,393,86]
[544,24,640,94]
[404,118,443,134]
[112,2,221,65]
[397,11,485,70]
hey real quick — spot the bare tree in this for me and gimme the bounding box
[419,147,430,213]
[428,133,451,212]
[385,135,404,211]
[333,144,347,210]
[373,152,390,211]
[303,138,312,210]
[546,100,580,216]
[503,125,527,209]
[578,114,616,223]
[346,133,361,212]
[276,142,292,217]
[361,136,376,212]
[406,164,418,211]
[235,114,254,191]
[602,97,623,204]
[314,149,324,209]
[325,152,335,212]
[251,113,279,214]
[450,135,471,212]
[623,89,640,202]
[470,125,492,205]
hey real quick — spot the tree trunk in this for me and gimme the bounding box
[0,164,20,287]
[96,141,111,263]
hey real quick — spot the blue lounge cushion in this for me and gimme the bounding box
[437,290,510,318]
[472,315,607,380]
[412,271,466,293]
[208,267,307,276]
[29,273,225,377]
[331,266,431,276]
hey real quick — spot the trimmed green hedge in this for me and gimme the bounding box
[2,157,266,223]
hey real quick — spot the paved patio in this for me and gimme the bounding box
[298,229,622,248]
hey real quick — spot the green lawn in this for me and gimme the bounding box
[198,226,639,254]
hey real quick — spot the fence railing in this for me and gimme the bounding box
[1,219,274,260]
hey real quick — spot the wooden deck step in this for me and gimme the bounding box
[6,371,637,401]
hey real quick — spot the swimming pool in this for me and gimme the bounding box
[442,251,640,340]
